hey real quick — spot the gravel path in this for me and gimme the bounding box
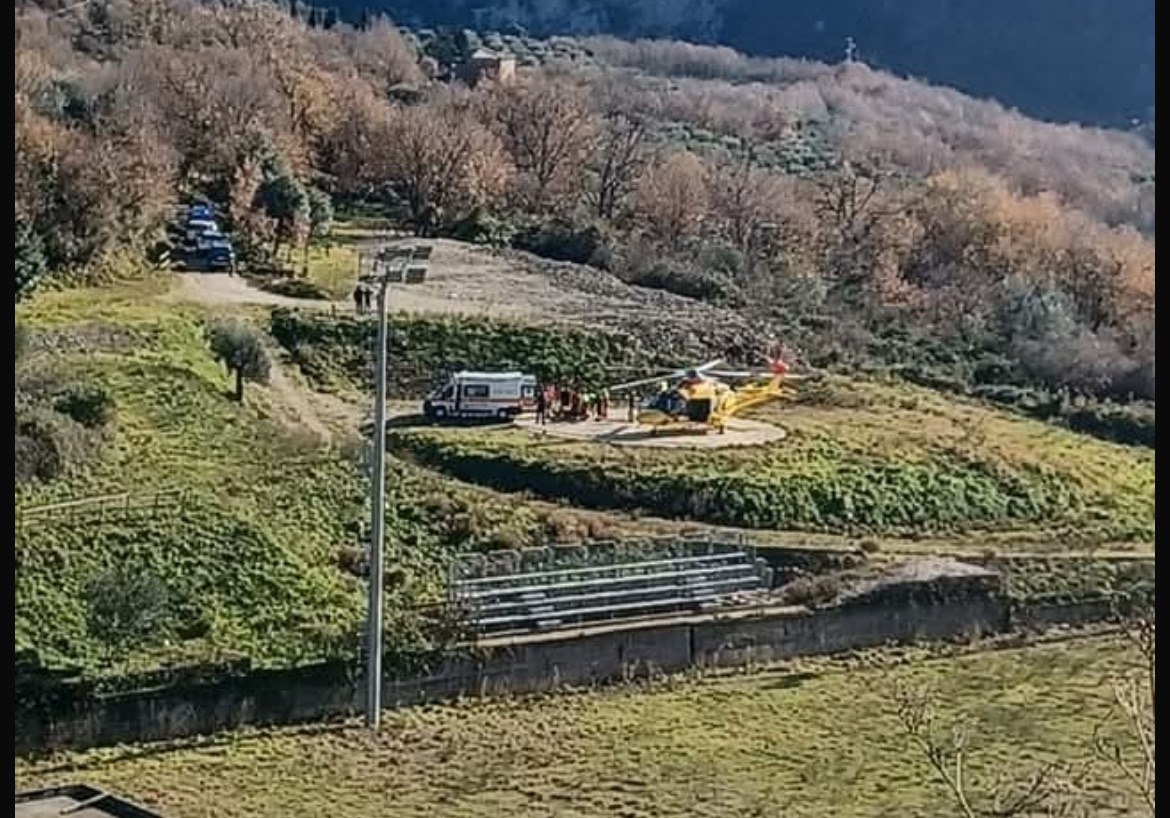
[168,238,776,364]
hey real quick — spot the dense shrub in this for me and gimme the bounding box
[511,220,613,268]
[627,258,738,302]
[86,564,179,657]
[389,428,1151,540]
[14,409,101,484]
[443,207,518,247]
[777,574,844,607]
[52,384,117,429]
[15,217,48,301]
[269,308,661,396]
[970,385,1154,448]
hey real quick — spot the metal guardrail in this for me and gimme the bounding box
[16,489,187,529]
[453,534,758,583]
[454,550,766,635]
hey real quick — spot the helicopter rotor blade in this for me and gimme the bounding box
[608,371,685,392]
[704,369,768,379]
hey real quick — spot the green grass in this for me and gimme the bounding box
[16,280,363,668]
[13,277,593,671]
[14,636,1148,817]
[303,222,392,299]
[390,376,1155,543]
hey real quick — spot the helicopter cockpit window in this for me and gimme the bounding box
[650,389,687,416]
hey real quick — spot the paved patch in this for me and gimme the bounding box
[513,416,787,449]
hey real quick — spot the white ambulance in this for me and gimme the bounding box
[422,371,538,422]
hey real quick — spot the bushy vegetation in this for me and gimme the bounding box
[984,556,1156,604]
[15,0,1155,412]
[967,385,1155,448]
[269,307,664,396]
[14,279,668,671]
[390,377,1154,542]
[256,275,332,300]
[9,0,1159,680]
[15,324,117,485]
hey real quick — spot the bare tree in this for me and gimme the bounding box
[1094,607,1155,816]
[375,94,511,235]
[589,109,649,221]
[814,159,894,242]
[633,150,708,249]
[487,77,597,212]
[318,84,389,197]
[893,683,1086,818]
[707,145,784,253]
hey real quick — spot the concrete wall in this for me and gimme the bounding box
[12,595,1099,756]
[694,597,1009,667]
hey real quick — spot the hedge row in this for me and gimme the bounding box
[389,430,1139,538]
[269,308,663,396]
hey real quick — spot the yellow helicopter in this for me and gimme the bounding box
[608,356,801,434]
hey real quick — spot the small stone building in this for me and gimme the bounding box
[456,48,517,87]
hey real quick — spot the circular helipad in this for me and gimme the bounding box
[512,416,787,449]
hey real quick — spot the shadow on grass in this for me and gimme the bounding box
[758,671,820,691]
[21,719,360,772]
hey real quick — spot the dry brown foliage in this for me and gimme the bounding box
[569,41,1154,232]
[633,150,708,248]
[484,75,599,212]
[374,93,512,234]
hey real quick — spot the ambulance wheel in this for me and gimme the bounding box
[497,409,511,422]
[432,407,447,421]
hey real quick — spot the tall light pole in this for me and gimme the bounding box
[362,244,431,730]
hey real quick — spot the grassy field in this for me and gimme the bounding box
[15,636,1148,818]
[295,222,390,298]
[390,376,1155,544]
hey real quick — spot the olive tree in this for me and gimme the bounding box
[206,319,271,403]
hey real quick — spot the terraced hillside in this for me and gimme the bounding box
[15,635,1148,818]
[14,233,1155,675]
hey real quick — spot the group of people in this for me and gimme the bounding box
[533,385,643,425]
[534,385,614,425]
[352,283,377,314]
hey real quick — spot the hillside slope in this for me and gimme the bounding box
[13,229,1155,675]
[341,0,1154,127]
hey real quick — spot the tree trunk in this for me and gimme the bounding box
[234,368,245,403]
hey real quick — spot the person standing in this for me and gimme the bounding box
[535,387,549,427]
[353,285,364,314]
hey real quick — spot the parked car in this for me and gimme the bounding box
[184,219,219,243]
[200,239,236,271]
[188,203,214,221]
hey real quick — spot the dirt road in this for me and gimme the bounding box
[166,238,773,362]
